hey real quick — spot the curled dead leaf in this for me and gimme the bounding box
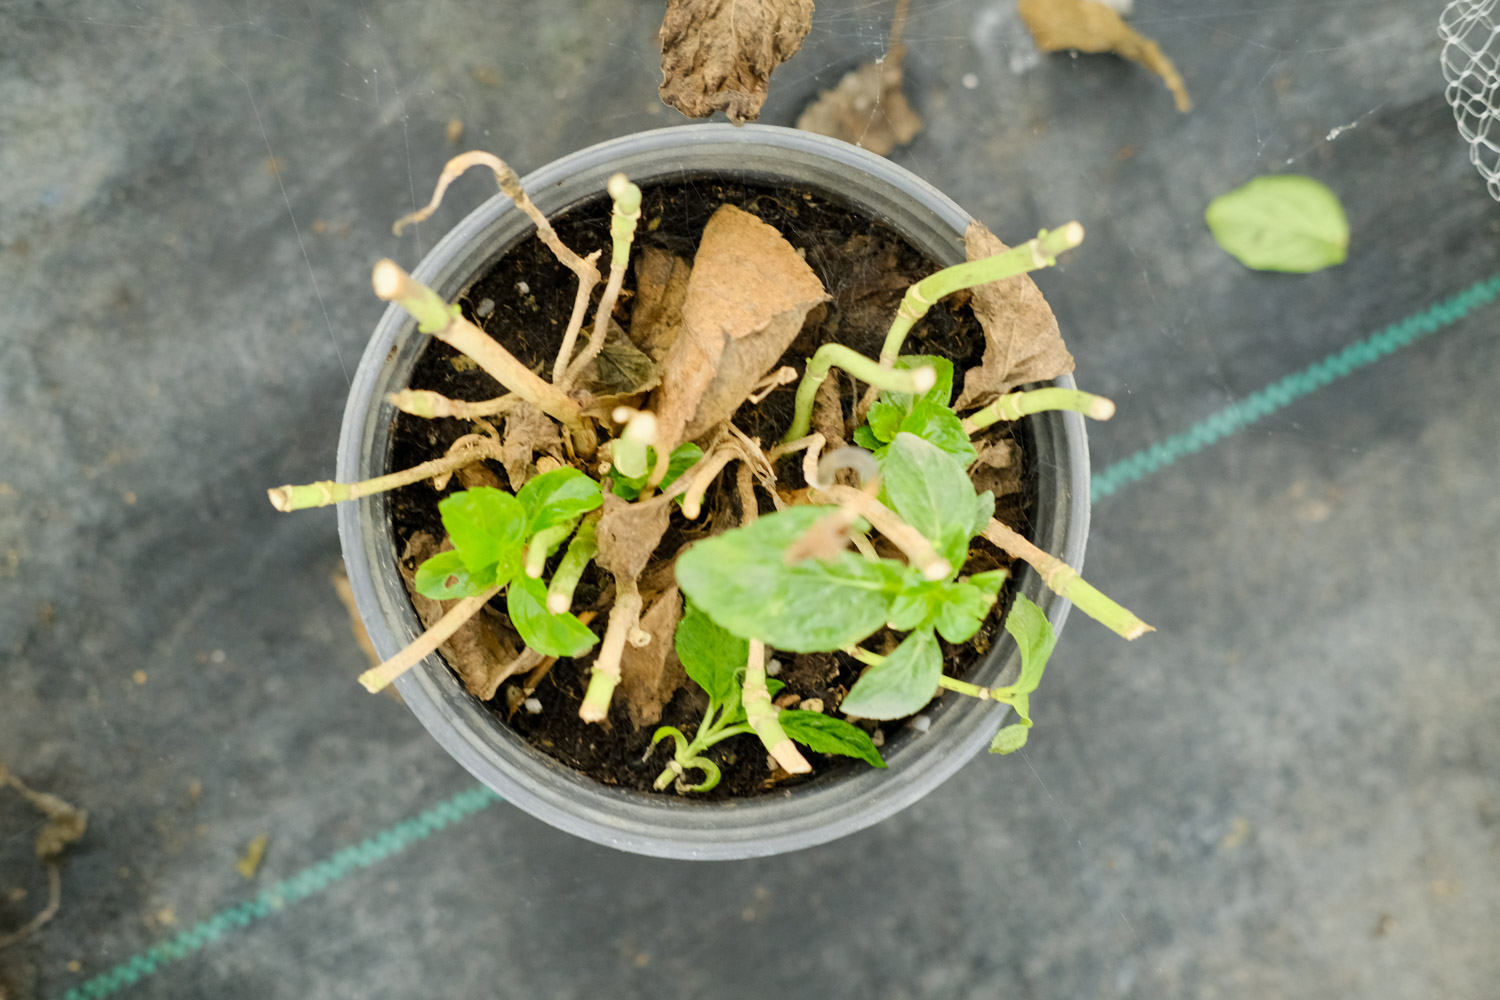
[596,492,674,582]
[795,45,923,156]
[630,247,692,361]
[654,205,828,449]
[500,401,565,490]
[658,0,815,124]
[618,586,687,727]
[953,219,1074,411]
[1018,0,1191,113]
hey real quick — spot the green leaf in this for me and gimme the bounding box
[779,710,886,768]
[506,574,599,658]
[438,488,526,583]
[887,579,944,631]
[933,580,996,643]
[988,723,1030,755]
[674,604,747,706]
[999,593,1056,697]
[612,443,703,503]
[1205,175,1349,274]
[897,400,977,466]
[971,491,996,539]
[864,356,954,445]
[839,627,942,720]
[968,569,1008,601]
[880,432,979,570]
[676,506,905,652]
[516,469,602,533]
[852,425,881,450]
[413,549,488,599]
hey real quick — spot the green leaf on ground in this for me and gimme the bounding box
[1205,175,1349,273]
[989,724,1030,755]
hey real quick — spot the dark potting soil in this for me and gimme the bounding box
[386,178,1034,799]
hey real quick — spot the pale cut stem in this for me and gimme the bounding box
[357,585,503,693]
[550,250,604,383]
[680,447,740,520]
[784,345,936,443]
[525,523,575,578]
[372,260,586,435]
[547,511,599,613]
[981,519,1154,640]
[817,484,951,581]
[388,389,518,421]
[744,640,811,774]
[579,580,643,723]
[609,407,658,480]
[268,442,491,511]
[880,222,1085,363]
[559,174,642,392]
[962,388,1115,433]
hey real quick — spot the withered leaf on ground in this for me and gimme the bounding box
[595,492,674,582]
[968,437,1022,501]
[500,401,564,490]
[658,0,815,124]
[398,532,523,701]
[953,219,1074,411]
[571,318,662,416]
[795,45,923,156]
[630,247,692,361]
[618,586,687,727]
[1018,0,1191,113]
[654,204,828,448]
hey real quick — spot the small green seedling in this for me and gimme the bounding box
[609,442,703,502]
[652,606,884,792]
[413,470,602,657]
[852,356,976,466]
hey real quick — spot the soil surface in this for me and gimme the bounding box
[387,177,1032,798]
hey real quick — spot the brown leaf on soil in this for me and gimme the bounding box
[969,436,1022,500]
[398,532,524,701]
[499,401,564,490]
[455,461,504,492]
[618,586,686,727]
[654,205,828,448]
[571,319,663,417]
[1018,0,1191,113]
[630,247,692,361]
[953,219,1074,411]
[596,492,674,581]
[658,0,815,124]
[795,46,923,155]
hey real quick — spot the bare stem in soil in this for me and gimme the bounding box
[559,174,642,392]
[744,640,811,774]
[784,344,936,443]
[268,440,494,511]
[962,388,1114,432]
[388,389,518,421]
[879,222,1084,364]
[981,519,1153,640]
[579,578,643,723]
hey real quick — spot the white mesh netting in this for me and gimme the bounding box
[1441,0,1500,199]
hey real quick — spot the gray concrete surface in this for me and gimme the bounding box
[2,1,1497,998]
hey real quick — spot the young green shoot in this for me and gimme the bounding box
[546,510,599,614]
[784,344,937,443]
[608,406,658,480]
[879,222,1084,364]
[961,388,1115,433]
[652,607,883,792]
[356,472,605,693]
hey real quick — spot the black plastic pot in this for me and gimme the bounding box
[337,124,1090,860]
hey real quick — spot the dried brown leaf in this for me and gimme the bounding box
[1018,0,1191,113]
[795,46,923,155]
[596,492,674,582]
[398,532,524,701]
[331,567,381,669]
[658,0,815,124]
[969,437,1022,501]
[630,247,692,361]
[499,401,564,490]
[618,586,686,727]
[953,219,1074,411]
[655,205,827,447]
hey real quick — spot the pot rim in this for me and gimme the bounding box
[337,124,1090,860]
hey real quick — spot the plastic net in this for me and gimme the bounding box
[1441,0,1500,199]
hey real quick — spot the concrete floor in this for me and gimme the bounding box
[3,1,1497,998]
